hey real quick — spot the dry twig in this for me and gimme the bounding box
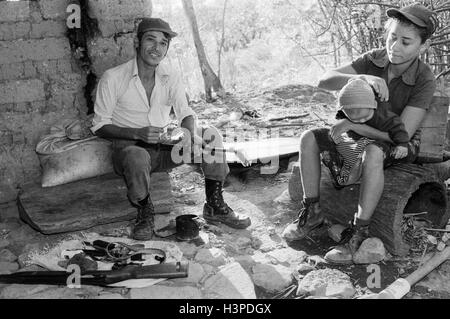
[268,113,309,121]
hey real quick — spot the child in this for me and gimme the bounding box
[329,78,410,186]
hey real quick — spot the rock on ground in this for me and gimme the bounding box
[297,268,355,299]
[26,286,102,299]
[251,263,294,293]
[172,262,205,285]
[0,284,53,299]
[0,239,10,250]
[17,242,42,267]
[252,233,280,253]
[130,285,202,299]
[416,260,450,294]
[96,293,126,299]
[297,263,315,274]
[266,248,307,267]
[273,189,295,206]
[233,237,253,252]
[16,264,47,272]
[0,249,17,262]
[311,91,336,104]
[306,255,327,266]
[194,248,227,267]
[177,242,199,259]
[0,261,19,274]
[353,238,386,264]
[5,225,38,245]
[204,262,256,299]
[232,251,272,274]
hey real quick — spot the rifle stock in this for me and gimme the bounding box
[0,261,189,287]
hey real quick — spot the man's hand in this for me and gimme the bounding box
[192,133,205,146]
[391,145,408,159]
[186,132,203,148]
[359,74,389,101]
[135,126,164,144]
[330,119,354,142]
[177,129,201,148]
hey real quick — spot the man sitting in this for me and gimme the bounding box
[91,18,251,240]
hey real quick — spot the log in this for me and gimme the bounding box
[416,95,449,163]
[288,162,449,256]
[359,245,450,299]
[17,172,173,235]
[425,160,450,182]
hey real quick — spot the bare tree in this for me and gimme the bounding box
[315,0,450,78]
[181,0,225,101]
[217,0,228,82]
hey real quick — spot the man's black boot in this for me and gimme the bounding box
[131,194,155,241]
[203,179,251,229]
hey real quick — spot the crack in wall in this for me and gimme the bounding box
[66,0,99,115]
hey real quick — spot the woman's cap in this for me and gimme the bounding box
[137,18,178,39]
[337,79,377,110]
[386,3,437,34]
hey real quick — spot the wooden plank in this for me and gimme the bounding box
[420,96,449,127]
[421,128,446,143]
[418,128,446,162]
[418,96,450,162]
[223,137,300,165]
[417,152,444,163]
[17,172,173,234]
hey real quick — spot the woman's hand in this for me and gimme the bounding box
[330,119,354,142]
[359,74,389,102]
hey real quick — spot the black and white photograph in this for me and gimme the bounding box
[0,0,449,306]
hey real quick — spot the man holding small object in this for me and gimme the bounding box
[91,18,251,240]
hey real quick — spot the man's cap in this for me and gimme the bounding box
[137,17,178,39]
[337,79,377,110]
[386,3,437,35]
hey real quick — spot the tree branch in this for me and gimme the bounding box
[431,39,450,46]
[436,67,450,79]
[353,1,399,8]
[307,33,359,57]
[276,25,326,70]
[316,4,339,37]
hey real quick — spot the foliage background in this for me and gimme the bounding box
[152,0,450,99]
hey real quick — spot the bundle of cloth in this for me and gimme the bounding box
[35,115,114,187]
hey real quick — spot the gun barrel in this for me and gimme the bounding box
[0,261,189,287]
[133,261,189,279]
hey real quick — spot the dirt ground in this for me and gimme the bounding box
[1,84,449,299]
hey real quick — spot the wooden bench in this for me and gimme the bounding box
[17,172,173,235]
[18,136,301,235]
[288,95,450,256]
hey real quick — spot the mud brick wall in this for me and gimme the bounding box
[87,0,152,76]
[0,0,152,203]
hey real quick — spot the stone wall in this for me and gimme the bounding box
[0,0,152,203]
[87,0,152,76]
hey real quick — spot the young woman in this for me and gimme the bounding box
[282,3,438,264]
